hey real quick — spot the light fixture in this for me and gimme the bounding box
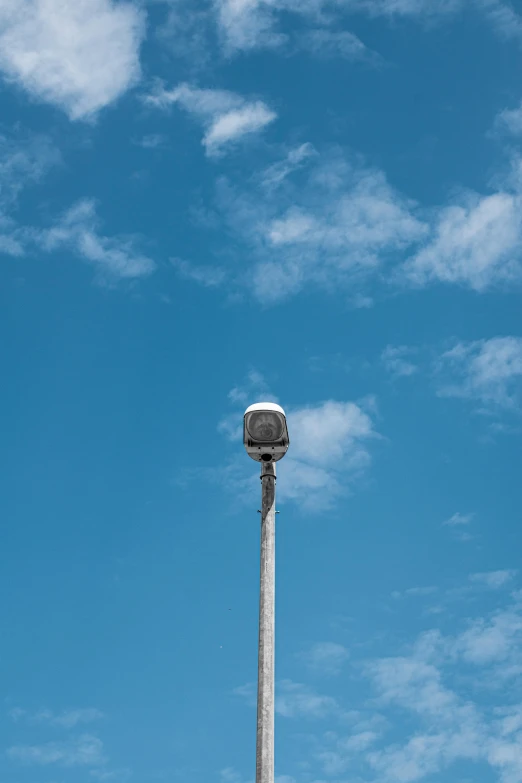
[243,402,290,462]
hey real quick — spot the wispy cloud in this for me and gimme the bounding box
[300,642,350,675]
[443,511,474,526]
[171,257,226,287]
[232,586,522,782]
[478,0,522,42]
[470,570,518,589]
[495,102,522,136]
[455,607,522,669]
[381,345,418,377]
[392,586,439,599]
[220,768,252,783]
[0,0,144,120]
[39,199,156,281]
[213,0,286,54]
[7,734,106,767]
[0,215,26,256]
[0,133,61,207]
[436,337,522,410]
[0,132,61,256]
[297,29,383,64]
[276,680,338,719]
[213,0,460,56]
[216,147,427,303]
[136,134,167,149]
[9,708,103,728]
[260,143,317,190]
[226,370,277,408]
[144,82,276,156]
[362,644,485,781]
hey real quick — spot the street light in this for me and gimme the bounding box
[244,403,290,783]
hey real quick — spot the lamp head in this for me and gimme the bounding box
[243,402,289,462]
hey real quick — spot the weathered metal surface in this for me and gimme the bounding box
[256,460,276,783]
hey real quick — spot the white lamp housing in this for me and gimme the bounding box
[243,402,290,462]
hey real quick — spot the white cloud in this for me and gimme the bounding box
[454,603,522,666]
[361,636,488,782]
[266,174,425,253]
[9,708,103,728]
[276,680,338,719]
[0,133,60,257]
[318,728,381,776]
[220,769,252,783]
[304,592,522,783]
[495,102,522,136]
[405,586,438,596]
[437,337,522,409]
[137,134,167,149]
[157,0,520,66]
[344,729,380,752]
[478,0,522,42]
[0,215,25,256]
[365,655,458,719]
[212,0,462,55]
[381,345,418,377]
[171,257,226,287]
[156,0,213,67]
[144,82,276,156]
[278,400,377,509]
[404,190,522,291]
[205,102,276,155]
[298,29,383,64]
[443,511,474,526]
[202,142,522,301]
[470,570,517,589]
[286,401,374,469]
[7,734,106,767]
[227,369,276,408]
[0,0,144,120]
[40,199,156,281]
[213,0,284,54]
[260,143,317,189]
[0,133,60,206]
[301,642,350,675]
[217,148,427,303]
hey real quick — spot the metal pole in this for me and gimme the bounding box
[256,459,276,783]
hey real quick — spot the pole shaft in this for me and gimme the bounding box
[256,460,276,783]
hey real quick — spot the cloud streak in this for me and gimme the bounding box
[9,707,103,728]
[7,734,106,767]
[144,82,276,156]
[39,199,156,281]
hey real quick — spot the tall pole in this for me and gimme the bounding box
[256,459,276,783]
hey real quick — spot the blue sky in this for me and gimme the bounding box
[1,1,522,782]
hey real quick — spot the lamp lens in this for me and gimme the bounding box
[247,411,283,442]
